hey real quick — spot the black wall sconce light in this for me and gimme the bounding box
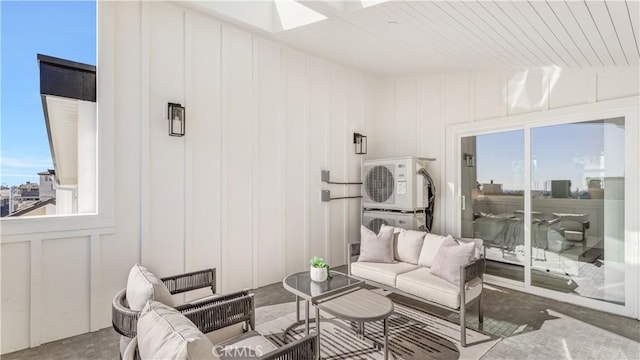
[464,153,475,167]
[353,132,367,155]
[168,102,185,137]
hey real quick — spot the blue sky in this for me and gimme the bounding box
[475,120,625,192]
[1,1,95,186]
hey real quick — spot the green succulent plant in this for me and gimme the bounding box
[310,256,332,279]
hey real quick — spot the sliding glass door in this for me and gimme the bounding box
[530,118,625,305]
[459,115,630,309]
[461,130,525,283]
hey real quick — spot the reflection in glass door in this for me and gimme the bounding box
[461,130,525,283]
[530,118,625,305]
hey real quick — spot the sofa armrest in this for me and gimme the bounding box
[348,242,360,258]
[112,288,138,337]
[177,292,255,334]
[347,242,360,275]
[161,268,216,295]
[460,257,485,285]
[259,333,317,360]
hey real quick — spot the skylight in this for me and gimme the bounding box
[274,0,327,31]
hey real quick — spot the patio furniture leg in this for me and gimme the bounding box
[305,300,310,335]
[296,295,300,322]
[316,306,321,360]
[460,303,467,347]
[478,294,483,323]
[384,318,389,360]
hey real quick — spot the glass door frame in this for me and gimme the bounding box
[445,97,640,319]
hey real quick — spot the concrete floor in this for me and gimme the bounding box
[3,265,639,359]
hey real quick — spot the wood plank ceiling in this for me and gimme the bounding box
[189,0,640,76]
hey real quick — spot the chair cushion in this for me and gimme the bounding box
[214,331,276,358]
[205,323,246,345]
[393,228,426,265]
[417,233,448,268]
[351,261,418,287]
[121,336,138,360]
[126,264,175,311]
[430,236,476,284]
[137,301,218,360]
[396,268,482,309]
[358,225,394,263]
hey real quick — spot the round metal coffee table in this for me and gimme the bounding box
[316,288,394,360]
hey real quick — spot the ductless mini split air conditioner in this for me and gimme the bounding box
[362,210,425,233]
[362,157,430,211]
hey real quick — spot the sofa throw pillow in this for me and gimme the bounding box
[126,264,175,311]
[394,229,426,265]
[358,225,394,263]
[430,236,476,284]
[458,238,483,261]
[137,301,218,360]
[417,233,448,268]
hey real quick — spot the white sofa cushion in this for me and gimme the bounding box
[126,264,175,311]
[393,228,426,265]
[430,236,476,284]
[351,261,418,287]
[137,301,218,360]
[417,233,448,268]
[358,225,394,263]
[396,268,482,309]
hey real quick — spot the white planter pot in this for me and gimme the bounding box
[310,266,328,282]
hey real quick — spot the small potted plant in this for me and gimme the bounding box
[309,256,330,282]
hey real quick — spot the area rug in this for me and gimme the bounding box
[255,291,499,360]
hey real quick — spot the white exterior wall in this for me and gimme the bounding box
[0,1,368,354]
[77,101,97,214]
[365,67,640,235]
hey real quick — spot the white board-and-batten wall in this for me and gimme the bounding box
[0,1,368,354]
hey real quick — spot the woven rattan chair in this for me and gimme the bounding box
[123,333,317,360]
[112,268,255,339]
[122,298,316,360]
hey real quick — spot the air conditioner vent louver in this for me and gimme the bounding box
[367,218,389,234]
[365,165,394,203]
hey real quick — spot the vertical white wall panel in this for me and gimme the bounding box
[347,71,365,247]
[395,78,418,157]
[283,49,308,274]
[221,26,254,292]
[0,242,31,353]
[474,71,507,120]
[363,76,384,161]
[185,12,223,296]
[146,3,185,276]
[597,67,640,101]
[549,69,594,108]
[254,39,285,286]
[40,237,90,343]
[376,79,398,158]
[113,0,142,269]
[444,73,472,124]
[329,64,349,265]
[507,68,550,115]
[95,234,129,329]
[307,56,330,261]
[417,75,444,233]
